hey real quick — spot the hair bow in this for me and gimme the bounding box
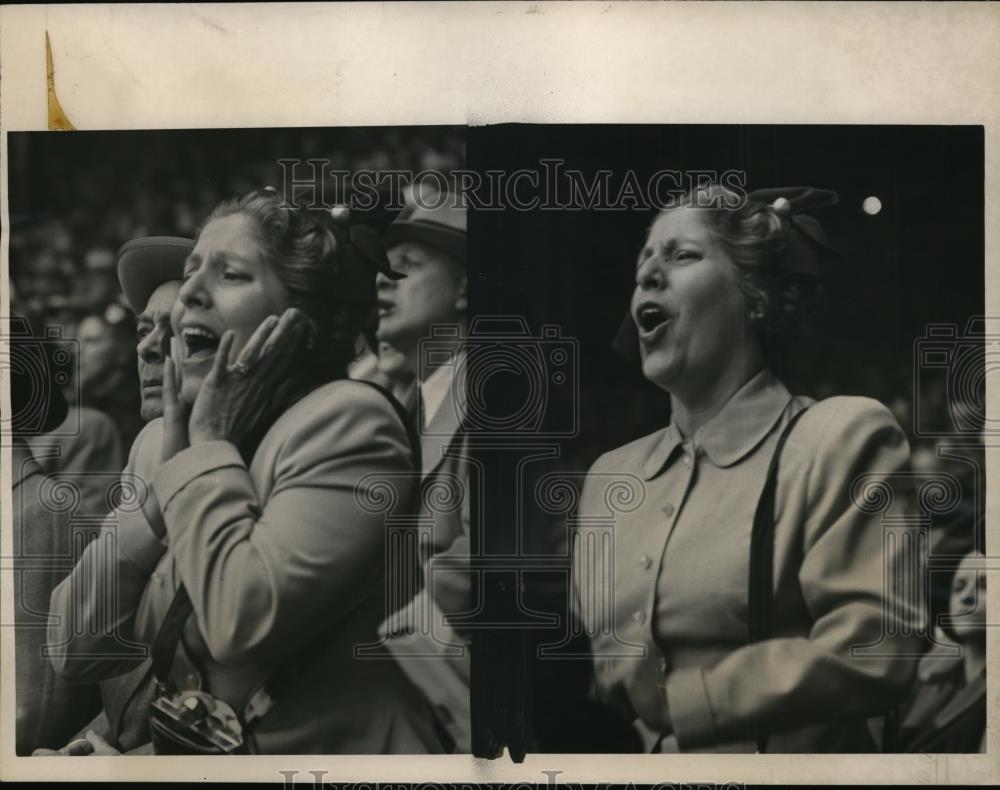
[309,205,404,309]
[258,185,405,287]
[747,186,841,276]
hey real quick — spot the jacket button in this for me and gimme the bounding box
[663,503,675,517]
[639,554,652,569]
[633,610,646,624]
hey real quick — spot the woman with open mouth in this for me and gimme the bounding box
[573,185,925,753]
[49,188,447,754]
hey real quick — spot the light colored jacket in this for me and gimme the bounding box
[574,369,927,752]
[49,379,446,754]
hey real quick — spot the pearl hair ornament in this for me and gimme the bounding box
[771,196,792,217]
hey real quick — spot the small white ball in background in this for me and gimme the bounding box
[862,196,882,215]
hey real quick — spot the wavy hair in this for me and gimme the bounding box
[199,189,373,383]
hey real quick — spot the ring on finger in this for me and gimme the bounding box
[230,360,250,376]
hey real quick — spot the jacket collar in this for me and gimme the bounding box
[421,351,466,478]
[420,354,458,430]
[11,441,43,490]
[641,367,794,479]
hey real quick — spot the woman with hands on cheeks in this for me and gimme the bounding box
[147,304,308,531]
[48,188,446,754]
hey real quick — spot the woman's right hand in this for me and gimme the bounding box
[161,356,191,462]
[137,355,188,540]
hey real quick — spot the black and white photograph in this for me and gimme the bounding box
[6,127,472,756]
[4,122,988,761]
[465,124,986,756]
[1,2,998,786]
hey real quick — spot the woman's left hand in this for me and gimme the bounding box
[183,307,309,450]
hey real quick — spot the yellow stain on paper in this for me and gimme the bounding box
[46,32,76,131]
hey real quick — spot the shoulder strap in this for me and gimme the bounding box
[352,379,422,472]
[745,403,901,753]
[151,583,194,690]
[747,403,810,752]
[747,404,810,645]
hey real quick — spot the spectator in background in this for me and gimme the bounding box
[26,408,124,521]
[8,297,126,537]
[74,306,144,452]
[900,551,986,752]
[33,237,193,756]
[19,248,73,318]
[11,321,102,754]
[46,247,120,317]
[11,127,464,333]
[116,237,194,424]
[375,196,471,752]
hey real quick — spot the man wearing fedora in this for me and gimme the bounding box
[35,236,192,756]
[374,195,472,752]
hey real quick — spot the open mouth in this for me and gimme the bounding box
[635,302,670,336]
[181,324,221,360]
[376,297,395,318]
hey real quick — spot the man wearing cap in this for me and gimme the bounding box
[374,195,472,752]
[35,237,192,756]
[117,237,193,424]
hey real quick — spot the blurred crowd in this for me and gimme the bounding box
[9,127,464,454]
